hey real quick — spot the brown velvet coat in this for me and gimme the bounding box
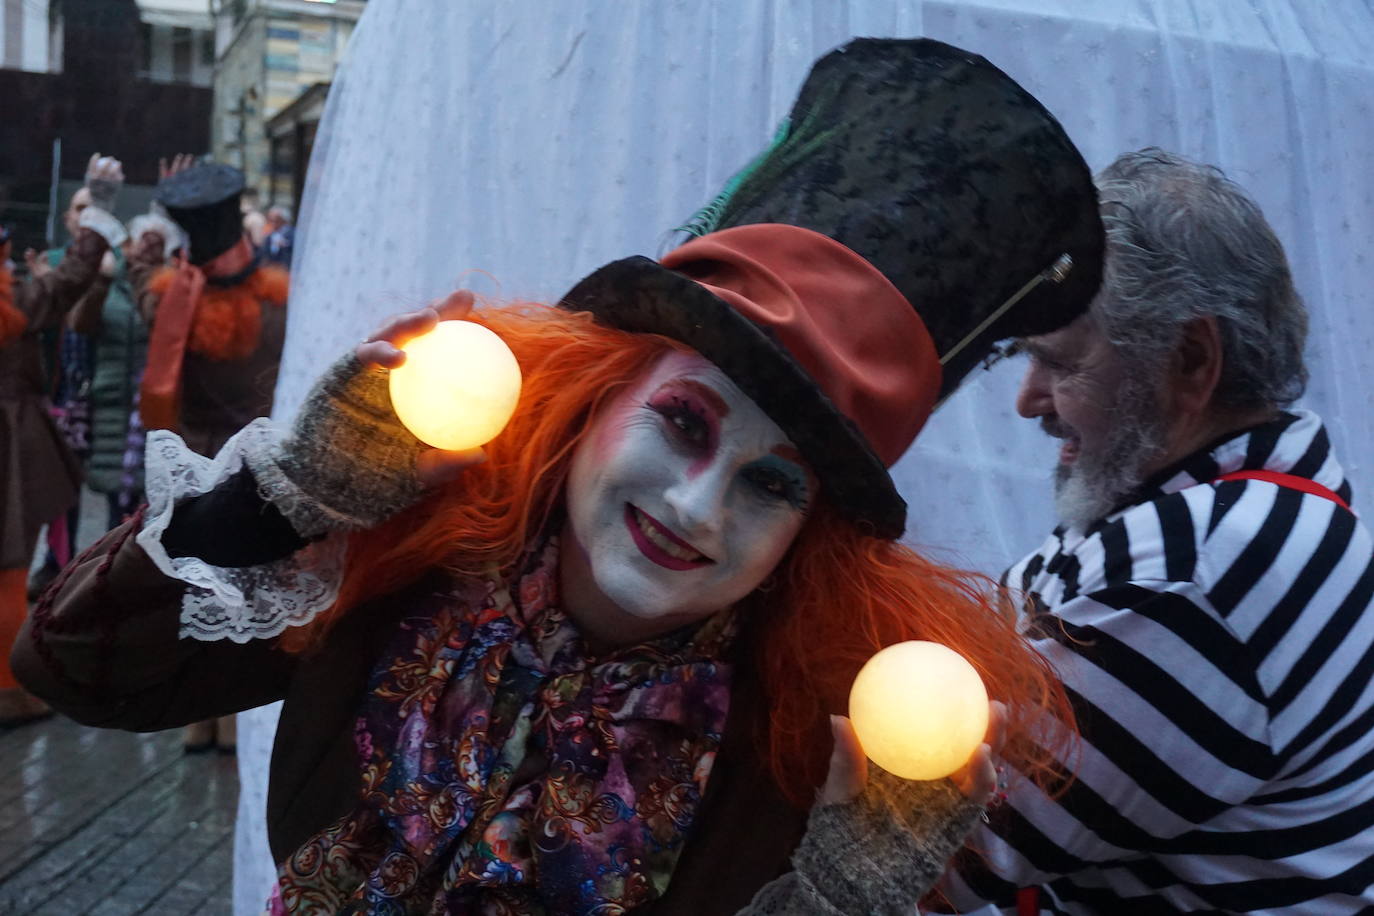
[12,517,810,913]
[0,230,107,568]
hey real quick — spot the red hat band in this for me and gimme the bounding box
[661,224,941,467]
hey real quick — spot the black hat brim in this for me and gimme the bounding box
[561,256,906,538]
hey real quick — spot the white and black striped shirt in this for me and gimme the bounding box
[939,410,1374,914]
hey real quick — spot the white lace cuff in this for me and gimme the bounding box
[78,206,129,248]
[136,419,348,643]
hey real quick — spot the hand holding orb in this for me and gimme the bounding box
[388,320,522,451]
[848,640,990,781]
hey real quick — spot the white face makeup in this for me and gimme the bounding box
[561,350,815,644]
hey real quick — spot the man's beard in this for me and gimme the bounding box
[1049,372,1167,529]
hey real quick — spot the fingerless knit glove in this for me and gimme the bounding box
[743,769,981,915]
[244,352,430,538]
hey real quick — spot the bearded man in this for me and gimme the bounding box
[935,149,1374,913]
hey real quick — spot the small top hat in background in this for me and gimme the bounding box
[155,163,246,266]
[562,38,1104,539]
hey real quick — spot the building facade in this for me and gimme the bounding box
[0,0,214,255]
[138,0,216,88]
[211,0,364,204]
[0,0,64,74]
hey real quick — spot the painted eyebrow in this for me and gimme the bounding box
[659,378,731,417]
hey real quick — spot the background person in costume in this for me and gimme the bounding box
[134,161,289,753]
[137,162,290,457]
[263,206,294,269]
[27,160,142,594]
[0,155,127,726]
[64,206,180,532]
[14,39,1101,912]
[936,151,1374,913]
[86,209,186,526]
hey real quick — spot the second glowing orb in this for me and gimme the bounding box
[389,320,522,451]
[848,640,989,781]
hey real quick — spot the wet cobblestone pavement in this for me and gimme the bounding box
[0,714,237,915]
[4,490,237,914]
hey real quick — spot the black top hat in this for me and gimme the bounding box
[562,38,1103,538]
[155,163,246,266]
[698,37,1104,398]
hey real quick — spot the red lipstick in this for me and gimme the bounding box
[624,504,712,571]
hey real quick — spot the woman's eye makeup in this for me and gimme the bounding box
[644,378,811,512]
[645,381,724,450]
[665,397,708,443]
[744,458,811,512]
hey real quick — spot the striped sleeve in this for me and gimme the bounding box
[936,488,1374,913]
[939,579,1276,911]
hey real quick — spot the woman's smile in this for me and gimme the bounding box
[625,504,713,569]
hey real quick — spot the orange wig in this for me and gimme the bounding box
[283,300,1075,803]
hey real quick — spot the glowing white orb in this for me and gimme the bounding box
[388,320,522,450]
[849,640,989,781]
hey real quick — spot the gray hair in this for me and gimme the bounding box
[1091,149,1308,409]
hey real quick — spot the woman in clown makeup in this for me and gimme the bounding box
[14,39,1103,915]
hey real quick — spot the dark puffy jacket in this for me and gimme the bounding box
[74,250,146,495]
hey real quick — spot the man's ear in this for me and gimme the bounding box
[1171,316,1224,415]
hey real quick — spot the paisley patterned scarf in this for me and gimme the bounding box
[274,536,737,914]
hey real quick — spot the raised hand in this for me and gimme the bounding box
[158,153,197,181]
[84,153,125,212]
[356,289,485,486]
[24,248,51,280]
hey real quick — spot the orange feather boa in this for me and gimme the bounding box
[147,264,289,360]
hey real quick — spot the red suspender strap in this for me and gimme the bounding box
[1016,887,1040,915]
[1214,470,1350,511]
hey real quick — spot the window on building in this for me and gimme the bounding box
[47,0,64,73]
[139,22,151,69]
[139,22,213,87]
[171,26,192,81]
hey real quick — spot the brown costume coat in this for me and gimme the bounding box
[0,230,106,567]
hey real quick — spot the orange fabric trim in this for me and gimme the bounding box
[140,260,204,432]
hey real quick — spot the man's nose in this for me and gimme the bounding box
[1015,362,1053,419]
